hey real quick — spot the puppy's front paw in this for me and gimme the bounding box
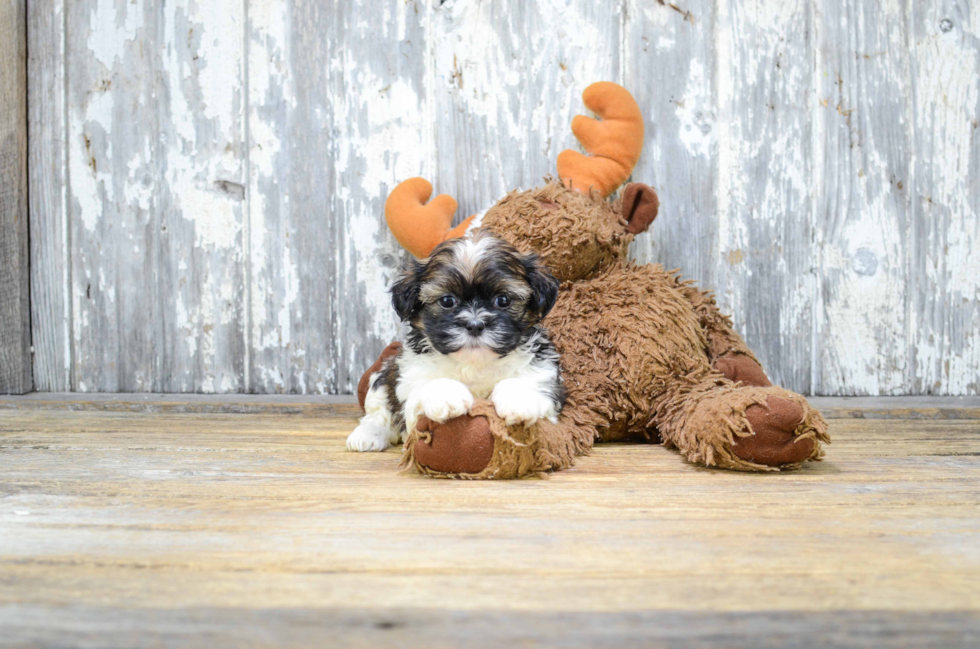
[347,421,393,452]
[491,378,556,426]
[413,379,474,424]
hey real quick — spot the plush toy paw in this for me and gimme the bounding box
[490,378,557,426]
[409,378,474,424]
[714,354,772,387]
[413,414,495,475]
[346,420,394,452]
[732,396,813,466]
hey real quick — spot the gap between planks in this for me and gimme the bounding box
[1,394,980,420]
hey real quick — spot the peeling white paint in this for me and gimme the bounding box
[276,248,298,348]
[70,90,115,234]
[86,0,142,67]
[909,3,980,395]
[39,0,980,396]
[676,59,713,159]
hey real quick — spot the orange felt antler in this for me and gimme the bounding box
[384,178,476,258]
[557,82,645,197]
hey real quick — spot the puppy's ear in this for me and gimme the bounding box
[522,254,560,321]
[391,261,423,321]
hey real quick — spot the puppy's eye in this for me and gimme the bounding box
[493,295,511,308]
[438,295,457,309]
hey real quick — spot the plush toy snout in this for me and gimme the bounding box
[621,183,659,234]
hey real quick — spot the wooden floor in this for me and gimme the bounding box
[1,395,978,648]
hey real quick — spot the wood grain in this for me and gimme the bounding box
[0,0,31,395]
[909,1,980,395]
[713,0,814,394]
[65,0,247,392]
[431,0,620,218]
[0,392,364,415]
[814,0,912,395]
[431,0,533,219]
[22,0,980,397]
[247,0,427,394]
[1,607,977,648]
[627,0,718,289]
[521,1,621,186]
[3,393,980,420]
[27,0,70,392]
[0,396,978,646]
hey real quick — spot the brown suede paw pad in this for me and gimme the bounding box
[413,415,495,475]
[733,396,814,466]
[714,354,772,387]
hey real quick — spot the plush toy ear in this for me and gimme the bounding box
[522,254,560,321]
[390,261,423,321]
[621,183,659,234]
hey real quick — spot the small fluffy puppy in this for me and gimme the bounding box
[347,230,565,452]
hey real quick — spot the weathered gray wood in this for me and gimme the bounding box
[1,402,979,645]
[27,0,70,391]
[431,0,620,219]
[23,0,980,397]
[246,0,428,394]
[430,0,533,218]
[518,2,621,186]
[813,0,912,396]
[627,1,717,289]
[1,607,977,648]
[65,0,247,392]
[909,1,980,395]
[0,391,363,416]
[4,392,980,420]
[712,0,814,394]
[0,0,31,394]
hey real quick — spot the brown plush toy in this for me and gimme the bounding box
[360,82,829,478]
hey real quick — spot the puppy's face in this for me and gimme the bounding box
[391,231,559,357]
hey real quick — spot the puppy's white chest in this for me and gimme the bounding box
[396,348,530,403]
[450,349,523,397]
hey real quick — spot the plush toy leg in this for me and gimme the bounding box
[653,376,829,472]
[402,401,595,479]
[674,282,773,387]
[357,341,403,410]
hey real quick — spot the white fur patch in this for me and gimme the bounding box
[453,234,494,281]
[347,371,402,452]
[490,377,559,426]
[396,331,559,434]
[406,378,474,429]
[465,210,488,234]
[346,417,395,452]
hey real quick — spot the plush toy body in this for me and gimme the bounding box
[360,83,829,478]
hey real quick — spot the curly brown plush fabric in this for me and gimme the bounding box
[387,179,829,478]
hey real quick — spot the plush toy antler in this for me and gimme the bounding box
[557,82,645,197]
[386,83,643,257]
[384,177,476,258]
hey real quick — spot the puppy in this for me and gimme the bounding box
[347,230,565,452]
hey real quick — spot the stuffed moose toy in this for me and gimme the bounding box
[358,82,829,478]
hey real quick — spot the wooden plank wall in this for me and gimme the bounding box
[24,0,980,396]
[1,0,31,394]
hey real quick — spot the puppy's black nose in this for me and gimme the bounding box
[465,319,485,334]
